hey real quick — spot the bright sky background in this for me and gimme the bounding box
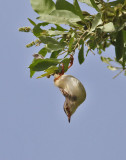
[1,0,126,160]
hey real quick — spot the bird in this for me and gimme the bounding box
[54,74,86,123]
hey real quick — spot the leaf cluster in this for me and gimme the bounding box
[19,0,126,78]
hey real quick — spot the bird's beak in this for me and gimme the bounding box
[68,115,71,123]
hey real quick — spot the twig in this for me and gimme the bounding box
[84,41,95,55]
[73,31,86,51]
[113,69,123,79]
[58,50,68,56]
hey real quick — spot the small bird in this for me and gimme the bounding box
[54,74,86,122]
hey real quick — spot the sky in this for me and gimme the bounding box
[0,0,126,160]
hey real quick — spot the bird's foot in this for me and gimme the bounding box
[54,55,74,81]
[54,63,64,81]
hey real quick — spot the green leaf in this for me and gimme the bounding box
[30,70,35,78]
[115,30,124,61]
[78,43,84,64]
[38,22,49,26]
[107,65,118,71]
[47,30,66,35]
[50,51,61,58]
[30,0,55,15]
[28,18,36,26]
[74,0,84,21]
[90,13,102,32]
[50,24,67,31]
[38,14,67,24]
[33,24,43,37]
[39,36,59,44]
[109,0,125,6]
[56,0,77,14]
[30,59,36,78]
[51,10,81,21]
[37,72,52,78]
[124,70,126,76]
[45,66,59,72]
[101,56,113,65]
[37,66,58,78]
[55,24,68,31]
[61,58,71,72]
[38,10,81,24]
[38,48,47,57]
[102,22,115,32]
[33,23,49,37]
[122,30,126,68]
[90,0,100,12]
[69,33,75,52]
[29,58,60,71]
[47,43,66,52]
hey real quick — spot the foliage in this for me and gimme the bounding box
[19,0,126,78]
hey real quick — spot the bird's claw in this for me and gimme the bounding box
[54,55,74,81]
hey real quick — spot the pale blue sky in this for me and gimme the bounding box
[0,0,126,160]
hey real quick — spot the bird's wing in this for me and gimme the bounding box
[59,88,77,101]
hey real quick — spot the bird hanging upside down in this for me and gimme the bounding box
[54,56,86,122]
[54,74,86,122]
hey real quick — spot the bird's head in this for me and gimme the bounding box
[63,98,78,123]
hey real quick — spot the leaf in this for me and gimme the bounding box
[47,43,65,52]
[28,18,36,26]
[33,23,49,37]
[39,36,59,44]
[33,24,43,37]
[38,10,81,24]
[124,70,126,76]
[38,14,68,24]
[38,48,47,57]
[30,59,36,78]
[37,66,58,78]
[50,51,61,58]
[55,24,68,31]
[122,30,126,68]
[30,70,35,78]
[47,30,66,35]
[102,22,115,32]
[69,37,75,52]
[61,58,71,72]
[69,33,75,52]
[29,58,60,71]
[56,0,77,14]
[51,10,81,21]
[101,56,113,65]
[30,0,55,15]
[109,0,125,6]
[74,0,84,21]
[45,66,59,72]
[78,43,84,64]
[107,65,118,71]
[37,72,52,78]
[90,13,102,32]
[39,22,49,26]
[115,30,124,61]
[90,0,100,12]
